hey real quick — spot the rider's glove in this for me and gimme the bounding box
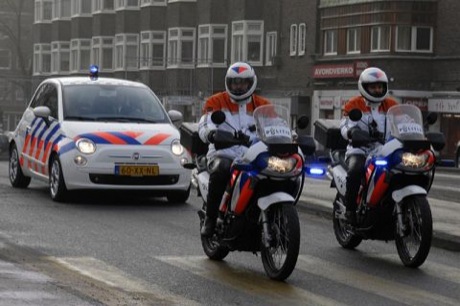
[207,130,216,143]
[347,127,360,139]
[369,129,383,140]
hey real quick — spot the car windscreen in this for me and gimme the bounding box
[63,84,170,123]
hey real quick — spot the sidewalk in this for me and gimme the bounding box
[298,176,460,252]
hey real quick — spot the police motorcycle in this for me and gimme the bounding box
[329,104,445,268]
[183,104,319,281]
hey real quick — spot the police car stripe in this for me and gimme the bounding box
[109,132,141,145]
[58,142,76,156]
[144,133,170,145]
[78,133,111,144]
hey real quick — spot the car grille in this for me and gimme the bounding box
[89,174,179,185]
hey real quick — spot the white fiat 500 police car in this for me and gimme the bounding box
[8,68,191,202]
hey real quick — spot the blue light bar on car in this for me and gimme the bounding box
[89,65,99,80]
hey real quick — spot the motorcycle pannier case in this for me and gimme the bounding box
[314,119,347,150]
[180,122,208,156]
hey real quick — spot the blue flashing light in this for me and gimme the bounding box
[89,64,99,80]
[305,166,326,176]
[375,159,388,166]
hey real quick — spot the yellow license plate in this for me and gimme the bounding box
[115,165,159,176]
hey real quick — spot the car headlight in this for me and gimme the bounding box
[76,138,96,154]
[266,156,297,174]
[171,139,184,156]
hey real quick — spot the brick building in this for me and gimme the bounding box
[30,0,460,159]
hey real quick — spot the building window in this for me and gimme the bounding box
[35,0,53,23]
[298,23,306,56]
[324,29,337,55]
[371,26,390,52]
[168,0,196,3]
[347,28,361,54]
[231,20,264,66]
[0,50,12,70]
[115,34,139,70]
[93,0,115,13]
[167,27,196,68]
[33,44,51,75]
[141,0,166,6]
[289,24,297,56]
[140,31,166,69]
[265,32,277,66]
[51,42,70,74]
[70,39,91,73]
[396,26,433,53]
[53,0,71,20]
[92,37,114,71]
[71,0,92,16]
[115,0,140,10]
[197,24,227,67]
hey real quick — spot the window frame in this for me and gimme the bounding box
[371,25,391,52]
[71,0,92,17]
[231,20,264,66]
[114,33,140,71]
[52,0,71,20]
[115,0,140,10]
[34,0,53,23]
[197,24,228,68]
[396,25,433,53]
[289,24,297,56]
[265,31,277,66]
[298,23,306,56]
[347,27,361,54]
[140,0,166,6]
[91,36,115,72]
[51,41,70,74]
[324,29,338,56]
[33,43,52,76]
[92,0,115,13]
[70,39,91,73]
[167,27,196,69]
[140,31,166,70]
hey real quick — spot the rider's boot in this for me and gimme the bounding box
[201,216,216,237]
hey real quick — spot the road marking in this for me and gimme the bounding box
[156,255,347,306]
[52,257,199,306]
[296,255,459,306]
[369,254,460,285]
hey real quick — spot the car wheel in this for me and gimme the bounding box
[167,186,190,203]
[9,143,31,188]
[49,155,68,202]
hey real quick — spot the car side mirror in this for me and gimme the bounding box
[168,110,183,128]
[33,106,51,126]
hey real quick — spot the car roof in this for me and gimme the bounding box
[43,76,148,88]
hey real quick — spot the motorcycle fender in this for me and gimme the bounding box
[331,165,347,196]
[257,192,295,211]
[392,185,427,203]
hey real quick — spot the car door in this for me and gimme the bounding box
[18,82,59,178]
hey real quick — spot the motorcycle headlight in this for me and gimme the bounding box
[171,139,184,156]
[76,138,96,154]
[266,156,297,174]
[399,151,432,169]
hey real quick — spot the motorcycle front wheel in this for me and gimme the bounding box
[332,193,362,249]
[261,203,300,281]
[394,195,432,268]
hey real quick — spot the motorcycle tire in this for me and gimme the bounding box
[199,208,230,261]
[261,203,300,281]
[394,195,432,268]
[332,194,362,249]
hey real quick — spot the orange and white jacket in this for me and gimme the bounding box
[198,92,271,161]
[340,96,398,155]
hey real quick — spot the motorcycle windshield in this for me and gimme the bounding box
[253,104,292,144]
[387,104,425,140]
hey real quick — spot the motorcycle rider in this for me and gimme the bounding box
[340,67,398,226]
[198,62,271,236]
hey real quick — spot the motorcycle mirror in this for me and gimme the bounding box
[211,111,226,125]
[297,116,310,130]
[348,109,362,122]
[425,112,438,125]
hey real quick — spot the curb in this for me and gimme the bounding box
[297,196,460,252]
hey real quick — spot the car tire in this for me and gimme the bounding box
[49,155,68,202]
[166,185,190,203]
[9,143,31,188]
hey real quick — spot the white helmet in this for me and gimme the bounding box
[225,62,257,104]
[358,67,389,104]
